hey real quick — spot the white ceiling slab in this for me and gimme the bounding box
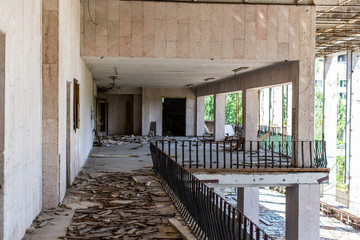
[83,56,280,89]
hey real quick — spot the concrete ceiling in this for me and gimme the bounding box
[83,56,280,89]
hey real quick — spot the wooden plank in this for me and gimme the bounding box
[168,218,197,240]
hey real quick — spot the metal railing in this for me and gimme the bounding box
[150,143,272,240]
[154,139,327,169]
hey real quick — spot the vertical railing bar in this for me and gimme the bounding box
[294,141,297,167]
[271,142,274,168]
[216,141,219,169]
[250,141,253,168]
[301,141,304,168]
[309,141,313,168]
[162,140,164,152]
[265,141,267,168]
[203,140,206,169]
[223,141,226,169]
[279,141,282,168]
[196,140,199,168]
[230,140,233,169]
[210,140,213,169]
[257,141,260,168]
[189,140,192,169]
[236,140,239,169]
[168,140,171,157]
[286,141,289,168]
[243,141,246,168]
[182,140,185,167]
[175,141,178,163]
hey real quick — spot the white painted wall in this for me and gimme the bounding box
[59,0,95,188]
[0,0,43,239]
[142,88,196,136]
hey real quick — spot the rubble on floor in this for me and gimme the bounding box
[61,168,184,239]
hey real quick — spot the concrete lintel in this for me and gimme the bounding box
[193,171,329,187]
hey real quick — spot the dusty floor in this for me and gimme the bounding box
[24,142,188,240]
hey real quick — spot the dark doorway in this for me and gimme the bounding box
[97,99,107,133]
[162,98,186,136]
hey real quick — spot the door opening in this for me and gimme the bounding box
[97,99,107,134]
[162,98,186,136]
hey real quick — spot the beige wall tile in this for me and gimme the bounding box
[107,21,119,56]
[200,20,211,58]
[256,39,267,59]
[256,5,267,40]
[166,2,177,20]
[211,5,222,42]
[234,39,245,59]
[200,4,211,21]
[143,37,155,57]
[131,1,143,22]
[166,41,177,58]
[155,39,166,57]
[95,0,108,36]
[143,1,155,20]
[155,2,166,20]
[166,19,177,41]
[245,5,256,22]
[177,20,189,57]
[212,41,223,59]
[278,43,289,60]
[178,3,189,21]
[108,0,119,22]
[143,20,155,38]
[96,35,107,56]
[245,22,256,59]
[119,37,131,56]
[266,5,278,60]
[233,5,245,40]
[278,6,289,43]
[289,6,300,60]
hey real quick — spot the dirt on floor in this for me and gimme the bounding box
[24,167,188,240]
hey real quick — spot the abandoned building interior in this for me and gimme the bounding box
[1,0,360,239]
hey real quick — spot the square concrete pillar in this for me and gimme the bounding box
[349,52,360,209]
[286,184,320,240]
[237,187,259,225]
[242,89,259,150]
[214,93,225,141]
[196,96,205,136]
[323,55,338,199]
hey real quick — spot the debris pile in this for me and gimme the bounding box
[63,169,183,239]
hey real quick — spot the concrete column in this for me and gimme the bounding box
[243,89,259,141]
[323,55,338,199]
[196,96,205,136]
[349,52,360,210]
[214,93,226,141]
[237,187,259,225]
[42,0,60,208]
[286,184,320,240]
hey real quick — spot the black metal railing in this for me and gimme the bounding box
[150,143,272,240]
[154,139,327,169]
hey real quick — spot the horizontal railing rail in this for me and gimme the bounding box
[154,139,327,169]
[150,142,272,240]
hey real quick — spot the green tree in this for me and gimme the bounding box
[314,84,323,141]
[204,95,214,120]
[225,93,242,124]
[336,96,346,145]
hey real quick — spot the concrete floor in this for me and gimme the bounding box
[25,142,187,240]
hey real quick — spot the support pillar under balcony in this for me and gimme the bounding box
[286,184,320,240]
[214,93,225,141]
[237,187,259,225]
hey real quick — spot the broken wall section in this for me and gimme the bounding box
[0,1,43,239]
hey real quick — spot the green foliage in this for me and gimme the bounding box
[204,96,214,121]
[225,93,242,124]
[337,96,346,145]
[336,156,348,192]
[314,84,323,141]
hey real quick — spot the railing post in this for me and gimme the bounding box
[264,141,267,168]
[250,141,253,168]
[223,141,226,169]
[175,141,178,163]
[286,141,289,168]
[236,140,239,169]
[243,141,246,168]
[216,141,219,169]
[230,140,233,169]
[168,140,171,157]
[189,140,192,169]
[310,141,313,168]
[203,140,206,169]
[279,141,282,168]
[196,140,199,168]
[271,142,274,168]
[182,141,185,167]
[257,141,260,168]
[210,141,213,169]
[301,141,304,168]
